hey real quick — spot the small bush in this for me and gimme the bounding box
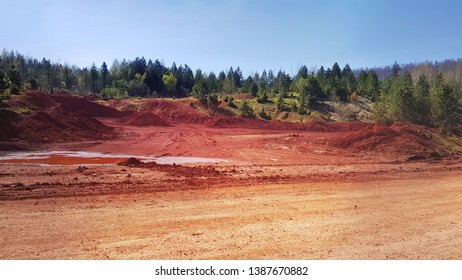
[206,94,219,109]
[256,92,268,103]
[239,100,254,118]
[225,96,236,108]
[259,107,271,120]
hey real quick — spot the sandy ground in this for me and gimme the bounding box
[1,123,462,259]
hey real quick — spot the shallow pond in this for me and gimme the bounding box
[0,151,226,166]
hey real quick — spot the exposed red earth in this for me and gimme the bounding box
[0,91,461,259]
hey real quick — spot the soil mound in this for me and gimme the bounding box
[209,117,267,129]
[117,158,221,177]
[141,100,212,124]
[120,112,171,127]
[105,99,138,112]
[16,106,113,143]
[331,122,440,155]
[0,110,20,140]
[1,91,114,144]
[50,94,125,118]
[10,90,58,110]
[210,117,374,132]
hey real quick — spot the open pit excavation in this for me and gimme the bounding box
[0,91,462,259]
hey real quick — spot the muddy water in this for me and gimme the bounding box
[0,151,226,166]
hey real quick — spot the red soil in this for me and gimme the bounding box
[0,91,452,160]
[1,92,462,260]
[209,117,374,132]
[50,93,126,118]
[1,155,128,165]
[331,122,441,155]
[10,90,58,110]
[1,91,114,143]
[120,111,171,127]
[140,99,212,124]
[0,109,19,140]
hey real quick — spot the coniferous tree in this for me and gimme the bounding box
[206,72,218,93]
[341,64,356,95]
[101,62,109,89]
[297,65,308,79]
[388,72,415,122]
[8,64,21,94]
[90,63,99,93]
[430,72,459,133]
[0,69,8,98]
[391,61,401,79]
[432,84,459,133]
[414,74,431,125]
[357,70,380,101]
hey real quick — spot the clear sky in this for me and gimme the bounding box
[3,0,462,75]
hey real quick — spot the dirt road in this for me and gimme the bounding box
[1,172,461,259]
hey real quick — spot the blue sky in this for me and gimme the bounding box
[3,0,462,75]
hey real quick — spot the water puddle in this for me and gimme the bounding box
[0,151,226,166]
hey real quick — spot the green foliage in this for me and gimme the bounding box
[413,74,431,125]
[90,63,99,93]
[431,79,459,133]
[317,63,352,102]
[206,94,219,109]
[101,62,109,89]
[391,61,401,79]
[341,64,356,94]
[276,94,286,111]
[192,78,209,101]
[0,69,8,100]
[126,78,149,97]
[258,107,271,120]
[101,87,128,99]
[8,64,21,94]
[375,69,461,132]
[294,77,310,113]
[239,100,254,118]
[297,65,308,79]
[373,94,393,125]
[357,70,380,101]
[250,82,258,97]
[224,95,236,107]
[387,72,415,122]
[0,49,460,132]
[256,91,268,103]
[162,73,177,95]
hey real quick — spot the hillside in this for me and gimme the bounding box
[1,90,460,161]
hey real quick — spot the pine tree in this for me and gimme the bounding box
[8,64,21,94]
[391,61,400,79]
[431,78,459,133]
[90,63,99,93]
[0,69,8,99]
[388,72,415,122]
[239,100,254,118]
[341,63,356,95]
[414,74,431,125]
[101,62,109,89]
[297,65,308,79]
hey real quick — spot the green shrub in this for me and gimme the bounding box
[239,100,254,118]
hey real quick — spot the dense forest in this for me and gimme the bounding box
[1,49,461,132]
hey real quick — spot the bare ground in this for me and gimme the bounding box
[1,123,462,259]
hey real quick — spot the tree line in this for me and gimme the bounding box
[1,49,461,132]
[0,49,377,101]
